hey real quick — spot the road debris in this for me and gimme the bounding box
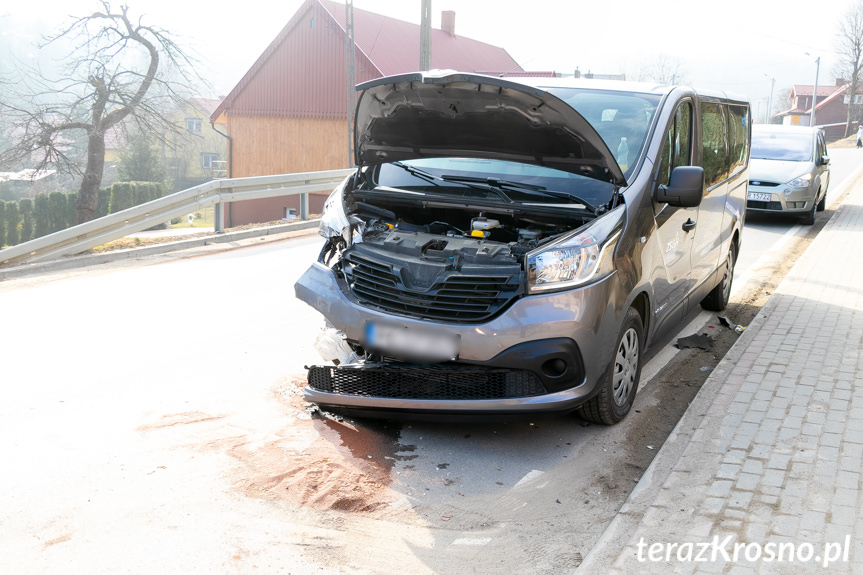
[675,333,714,350]
[719,315,747,334]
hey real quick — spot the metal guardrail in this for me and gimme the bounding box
[0,169,353,267]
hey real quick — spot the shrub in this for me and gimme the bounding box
[5,201,19,246]
[95,187,111,219]
[19,198,33,243]
[66,192,78,228]
[110,182,133,213]
[48,191,66,234]
[0,200,6,247]
[34,194,50,238]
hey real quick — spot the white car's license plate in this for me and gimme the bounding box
[364,321,459,361]
[748,192,772,202]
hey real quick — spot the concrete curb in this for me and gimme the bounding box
[0,219,320,281]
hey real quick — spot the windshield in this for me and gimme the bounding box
[547,87,661,176]
[751,130,813,162]
[375,157,615,208]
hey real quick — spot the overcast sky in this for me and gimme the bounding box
[1,0,855,121]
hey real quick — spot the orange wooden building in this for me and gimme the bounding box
[210,0,532,226]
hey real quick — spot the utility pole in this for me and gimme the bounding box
[810,56,820,127]
[420,0,431,71]
[765,74,775,124]
[346,0,356,166]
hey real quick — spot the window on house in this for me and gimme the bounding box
[186,118,202,133]
[201,153,219,169]
[856,95,863,104]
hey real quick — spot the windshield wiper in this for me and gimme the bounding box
[441,175,596,213]
[390,161,442,185]
[441,174,547,191]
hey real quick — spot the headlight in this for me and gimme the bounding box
[319,176,352,239]
[526,205,624,293]
[786,173,812,189]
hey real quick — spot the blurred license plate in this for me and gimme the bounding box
[748,192,772,202]
[364,322,459,361]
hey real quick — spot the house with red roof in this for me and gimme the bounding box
[776,79,863,141]
[210,0,541,226]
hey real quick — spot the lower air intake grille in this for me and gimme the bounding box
[747,200,783,211]
[308,365,547,400]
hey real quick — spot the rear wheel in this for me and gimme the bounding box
[701,243,736,311]
[579,307,643,425]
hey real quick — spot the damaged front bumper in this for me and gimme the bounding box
[294,261,621,415]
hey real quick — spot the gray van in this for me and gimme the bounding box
[295,72,749,424]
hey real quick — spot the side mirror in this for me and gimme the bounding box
[817,155,830,166]
[655,166,704,208]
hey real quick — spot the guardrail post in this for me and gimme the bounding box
[300,193,309,220]
[215,202,224,233]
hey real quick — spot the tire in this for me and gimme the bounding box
[701,243,736,311]
[802,199,817,225]
[817,189,826,212]
[579,307,643,425]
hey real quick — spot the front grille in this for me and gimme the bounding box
[749,180,780,187]
[343,252,521,322]
[308,365,547,400]
[747,200,783,211]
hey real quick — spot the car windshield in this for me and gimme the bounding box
[375,157,615,209]
[751,131,813,162]
[546,87,661,176]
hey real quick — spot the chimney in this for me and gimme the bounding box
[441,10,456,38]
[837,78,847,86]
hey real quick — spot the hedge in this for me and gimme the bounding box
[0,201,6,247]
[34,194,50,238]
[4,201,19,247]
[19,198,33,244]
[0,182,169,248]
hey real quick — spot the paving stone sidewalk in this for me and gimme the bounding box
[580,179,863,574]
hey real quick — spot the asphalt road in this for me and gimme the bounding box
[1,147,860,574]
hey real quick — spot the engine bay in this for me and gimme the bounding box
[321,186,603,270]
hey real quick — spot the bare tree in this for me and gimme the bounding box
[837,0,863,137]
[0,2,201,223]
[772,87,792,124]
[640,54,688,86]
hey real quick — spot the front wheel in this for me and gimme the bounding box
[817,189,826,212]
[579,307,643,425]
[802,198,817,225]
[701,243,736,311]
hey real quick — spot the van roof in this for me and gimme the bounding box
[508,76,749,105]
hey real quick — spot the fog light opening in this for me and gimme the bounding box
[541,358,568,378]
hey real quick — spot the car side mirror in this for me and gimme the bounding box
[655,166,704,208]
[817,155,830,166]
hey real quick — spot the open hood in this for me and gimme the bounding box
[354,72,627,187]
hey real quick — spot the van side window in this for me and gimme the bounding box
[701,103,729,188]
[725,105,749,177]
[657,102,692,186]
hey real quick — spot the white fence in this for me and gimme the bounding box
[0,169,353,267]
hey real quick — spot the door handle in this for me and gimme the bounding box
[682,218,696,232]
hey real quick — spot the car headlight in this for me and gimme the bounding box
[786,173,812,189]
[526,205,624,294]
[319,176,352,239]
